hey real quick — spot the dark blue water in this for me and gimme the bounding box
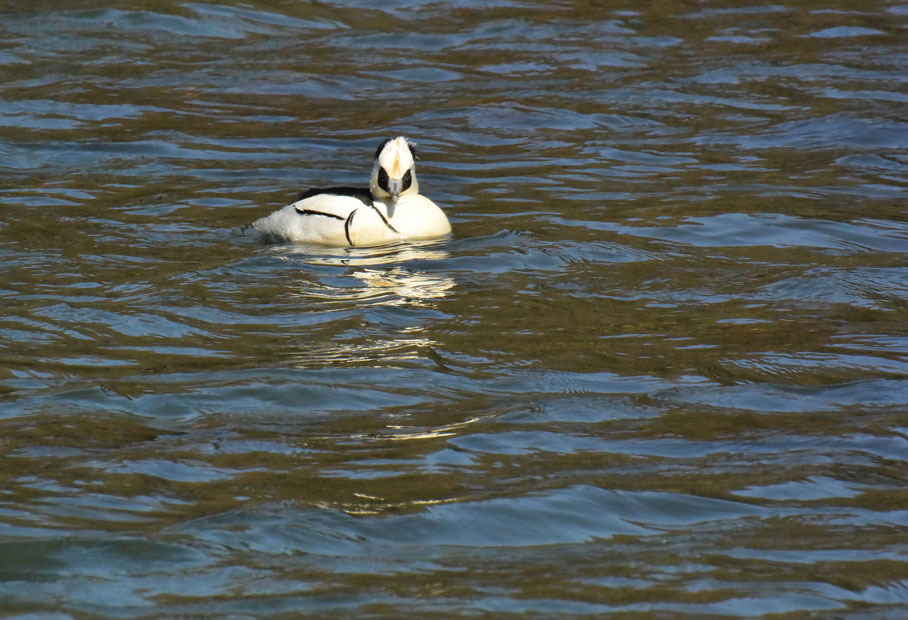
[1,1,908,617]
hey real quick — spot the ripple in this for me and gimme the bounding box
[807,26,886,38]
[178,485,768,551]
[734,476,866,501]
[566,213,908,253]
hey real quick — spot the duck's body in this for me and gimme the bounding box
[252,137,451,246]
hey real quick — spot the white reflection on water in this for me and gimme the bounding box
[350,267,454,304]
[265,241,455,367]
[293,334,440,368]
[384,415,485,442]
[295,243,453,302]
[266,240,450,266]
[268,241,455,304]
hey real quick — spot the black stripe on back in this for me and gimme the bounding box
[295,207,344,221]
[298,186,373,207]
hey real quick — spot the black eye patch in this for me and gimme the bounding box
[401,169,412,192]
[377,167,390,192]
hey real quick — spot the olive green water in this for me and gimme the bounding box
[1,1,908,617]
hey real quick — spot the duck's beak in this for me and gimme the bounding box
[387,177,402,202]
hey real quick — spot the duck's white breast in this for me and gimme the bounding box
[385,195,452,240]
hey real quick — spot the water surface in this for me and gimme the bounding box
[2,1,908,617]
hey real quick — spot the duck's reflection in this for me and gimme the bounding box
[272,241,455,305]
[266,241,455,368]
[293,333,438,367]
[350,267,454,304]
[266,239,448,264]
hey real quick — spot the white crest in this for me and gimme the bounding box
[378,136,415,180]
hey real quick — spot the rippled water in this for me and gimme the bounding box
[2,1,908,617]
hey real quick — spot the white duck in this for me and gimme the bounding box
[252,136,451,246]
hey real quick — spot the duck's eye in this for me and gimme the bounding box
[401,169,412,192]
[377,167,390,192]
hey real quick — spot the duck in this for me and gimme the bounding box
[252,136,451,246]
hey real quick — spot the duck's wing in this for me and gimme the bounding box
[298,186,373,206]
[253,188,372,244]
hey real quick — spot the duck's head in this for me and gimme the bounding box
[370,136,419,204]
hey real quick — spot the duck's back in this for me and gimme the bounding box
[253,191,413,246]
